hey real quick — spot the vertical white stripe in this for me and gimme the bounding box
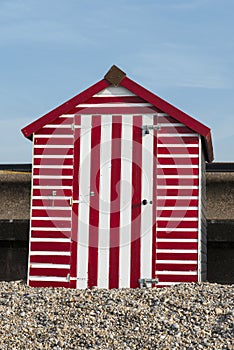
[98,116,112,288]
[119,116,132,288]
[140,114,154,280]
[77,115,92,289]
[198,135,202,282]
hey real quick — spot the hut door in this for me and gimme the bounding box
[71,114,156,289]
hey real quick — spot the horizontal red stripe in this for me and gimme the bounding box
[157,116,179,124]
[33,168,73,176]
[157,199,198,207]
[29,281,70,288]
[84,96,147,103]
[158,210,198,217]
[34,138,73,145]
[157,189,199,196]
[157,178,198,186]
[31,230,70,239]
[156,253,197,260]
[32,209,71,217]
[32,199,70,207]
[158,137,198,144]
[156,242,197,250]
[157,232,198,239]
[158,158,199,165]
[158,147,199,155]
[158,168,199,175]
[157,221,198,229]
[69,106,158,114]
[30,242,71,251]
[157,275,198,283]
[29,268,69,277]
[156,264,197,271]
[34,148,73,156]
[46,117,74,125]
[36,128,73,135]
[161,126,195,134]
[30,255,70,264]
[33,189,72,196]
[31,220,71,228]
[33,179,72,187]
[34,158,73,166]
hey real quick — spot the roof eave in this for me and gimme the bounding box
[21,78,110,139]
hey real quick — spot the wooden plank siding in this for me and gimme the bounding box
[27,85,204,288]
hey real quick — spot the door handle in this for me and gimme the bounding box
[142,199,148,205]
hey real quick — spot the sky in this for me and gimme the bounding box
[0,0,233,163]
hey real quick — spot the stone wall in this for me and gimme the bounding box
[0,169,233,284]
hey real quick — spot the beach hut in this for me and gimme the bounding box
[22,65,213,288]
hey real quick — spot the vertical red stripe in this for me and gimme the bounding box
[130,116,142,288]
[70,115,80,288]
[88,116,101,288]
[109,116,122,289]
[152,115,157,286]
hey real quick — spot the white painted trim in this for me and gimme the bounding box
[157,196,198,199]
[157,217,198,221]
[94,86,136,97]
[34,135,73,138]
[33,175,73,179]
[198,135,202,282]
[158,165,199,168]
[119,115,132,288]
[29,276,68,282]
[30,263,70,269]
[31,217,71,221]
[76,115,92,289]
[34,145,74,148]
[59,114,76,118]
[158,133,199,137]
[157,249,198,253]
[30,251,70,256]
[34,155,73,159]
[157,175,198,179]
[156,282,181,286]
[32,206,71,210]
[30,238,71,242]
[141,114,154,280]
[157,206,198,210]
[98,115,112,288]
[157,228,197,232]
[32,196,71,200]
[158,123,184,127]
[156,260,197,264]
[157,186,198,189]
[43,125,72,128]
[33,186,72,189]
[158,154,198,158]
[157,144,198,148]
[31,227,71,231]
[27,133,35,286]
[34,165,73,169]
[157,238,198,243]
[157,271,197,275]
[77,103,152,107]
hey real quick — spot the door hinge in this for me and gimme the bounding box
[138,278,159,288]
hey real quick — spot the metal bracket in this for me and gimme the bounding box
[138,278,159,288]
[142,125,161,135]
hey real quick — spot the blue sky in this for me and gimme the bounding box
[0,0,233,163]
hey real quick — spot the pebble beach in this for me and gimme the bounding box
[0,281,233,349]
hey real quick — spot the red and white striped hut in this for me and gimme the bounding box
[22,65,213,289]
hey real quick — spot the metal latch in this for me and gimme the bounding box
[69,191,95,206]
[138,278,159,288]
[142,125,161,135]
